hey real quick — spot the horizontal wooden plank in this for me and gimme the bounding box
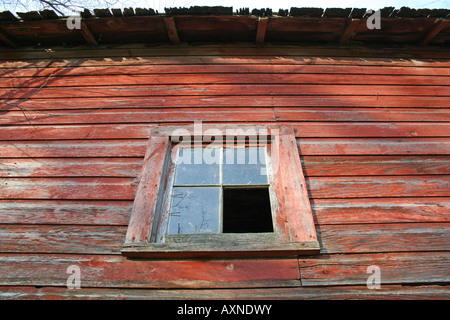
[1,45,449,60]
[312,197,450,225]
[294,123,450,138]
[319,222,450,254]
[2,74,449,88]
[0,43,443,53]
[307,175,450,198]
[1,167,447,203]
[0,175,450,200]
[0,200,132,225]
[2,84,449,99]
[0,108,275,125]
[297,138,450,155]
[0,225,126,254]
[298,252,450,286]
[277,108,450,122]
[2,55,450,69]
[0,158,142,177]
[0,124,151,140]
[1,196,447,227]
[2,64,450,78]
[0,140,147,158]
[1,197,447,227]
[302,155,450,176]
[1,284,449,300]
[1,138,448,159]
[0,177,136,200]
[0,223,447,255]
[0,123,448,140]
[4,96,449,111]
[2,108,450,125]
[0,254,300,289]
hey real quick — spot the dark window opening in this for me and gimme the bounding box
[222,187,273,233]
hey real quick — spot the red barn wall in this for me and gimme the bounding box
[0,45,449,299]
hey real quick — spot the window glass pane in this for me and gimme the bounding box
[222,147,268,185]
[167,187,221,234]
[174,147,220,185]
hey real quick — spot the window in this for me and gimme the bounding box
[122,124,320,258]
[166,146,271,236]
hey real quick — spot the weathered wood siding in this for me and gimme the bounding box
[0,45,449,299]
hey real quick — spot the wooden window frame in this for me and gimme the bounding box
[121,124,320,258]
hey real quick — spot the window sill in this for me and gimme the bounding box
[121,238,320,259]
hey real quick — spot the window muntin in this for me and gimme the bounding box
[166,145,272,236]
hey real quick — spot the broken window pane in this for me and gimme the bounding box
[167,187,221,234]
[222,187,273,233]
[222,147,268,185]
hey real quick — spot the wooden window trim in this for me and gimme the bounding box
[121,124,320,258]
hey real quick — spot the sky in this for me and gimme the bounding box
[110,0,450,12]
[155,0,450,11]
[2,0,450,14]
